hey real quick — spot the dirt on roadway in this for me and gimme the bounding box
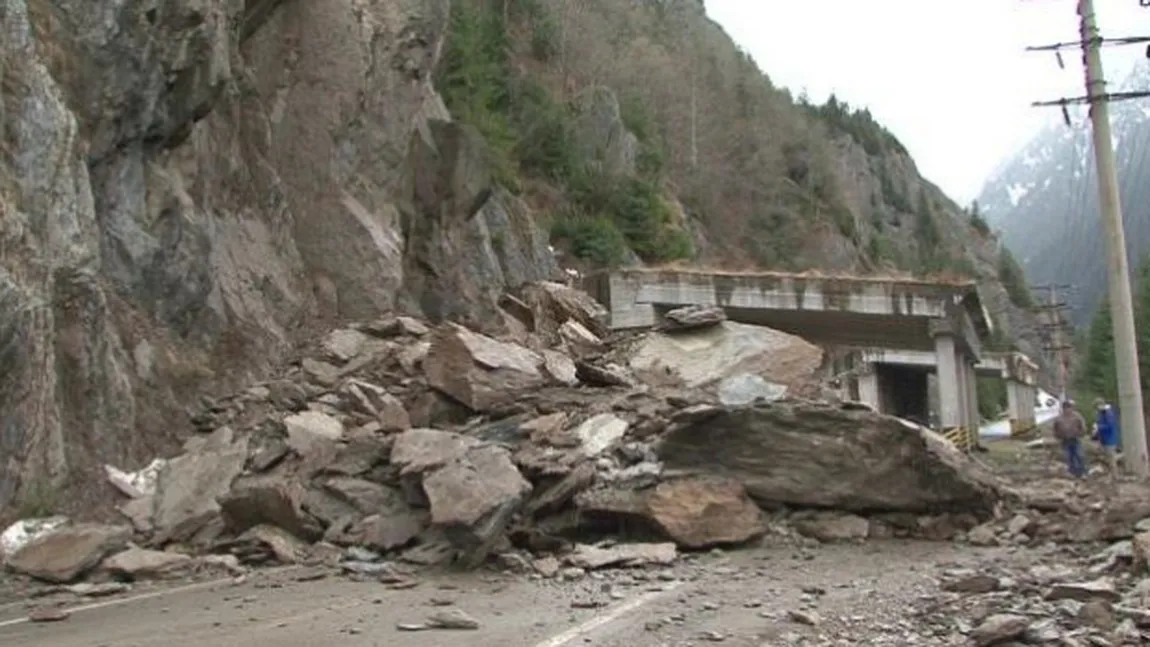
[0,539,1034,647]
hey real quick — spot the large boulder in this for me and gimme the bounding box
[151,438,249,545]
[517,281,609,343]
[391,429,532,567]
[646,477,767,548]
[6,524,132,583]
[219,476,322,541]
[656,402,1003,516]
[574,476,766,549]
[423,323,547,412]
[628,322,822,392]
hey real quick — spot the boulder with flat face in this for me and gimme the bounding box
[572,475,766,550]
[100,546,193,579]
[391,429,532,567]
[151,438,249,545]
[219,476,322,542]
[6,524,132,583]
[627,321,822,392]
[517,281,609,343]
[656,401,1004,516]
[646,476,767,549]
[423,323,546,412]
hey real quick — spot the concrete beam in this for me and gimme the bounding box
[596,270,991,356]
[856,348,1039,383]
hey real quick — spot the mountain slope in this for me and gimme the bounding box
[471,0,1046,362]
[0,0,1043,513]
[979,61,1150,325]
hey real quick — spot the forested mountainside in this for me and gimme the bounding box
[979,61,1150,327]
[0,0,1041,510]
[444,0,1043,343]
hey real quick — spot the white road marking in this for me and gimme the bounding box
[0,567,296,630]
[533,580,685,647]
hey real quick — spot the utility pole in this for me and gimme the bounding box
[1079,0,1149,476]
[1027,0,1150,476]
[1031,284,1075,400]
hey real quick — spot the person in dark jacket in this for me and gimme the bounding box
[1052,400,1088,478]
[1093,397,1120,477]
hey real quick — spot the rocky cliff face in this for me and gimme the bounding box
[0,0,561,512]
[0,0,1042,514]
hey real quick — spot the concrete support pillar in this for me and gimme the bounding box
[935,334,964,433]
[1007,381,1038,436]
[1006,381,1023,420]
[857,369,880,412]
[1020,385,1037,426]
[964,359,980,448]
[955,359,969,426]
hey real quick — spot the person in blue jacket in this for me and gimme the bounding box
[1093,397,1120,477]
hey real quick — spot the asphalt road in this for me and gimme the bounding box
[0,541,1014,647]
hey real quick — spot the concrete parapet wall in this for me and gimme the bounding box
[614,270,953,318]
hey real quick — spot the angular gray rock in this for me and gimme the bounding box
[565,542,677,570]
[321,477,427,550]
[391,429,531,567]
[792,512,870,542]
[969,614,1029,646]
[151,439,249,545]
[517,281,609,343]
[101,546,193,579]
[575,475,765,550]
[656,402,1004,515]
[646,477,767,548]
[572,414,629,457]
[628,322,822,391]
[219,476,322,541]
[717,374,787,406]
[6,524,132,583]
[283,411,345,454]
[662,304,726,331]
[423,323,546,412]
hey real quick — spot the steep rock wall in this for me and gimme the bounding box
[0,0,557,513]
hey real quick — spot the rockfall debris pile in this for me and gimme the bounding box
[0,281,1014,594]
[913,498,1150,646]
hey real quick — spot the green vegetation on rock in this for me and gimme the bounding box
[439,0,691,266]
[997,248,1034,309]
[437,0,1038,370]
[968,200,990,237]
[800,94,908,157]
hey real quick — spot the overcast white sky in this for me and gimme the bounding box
[707,0,1148,204]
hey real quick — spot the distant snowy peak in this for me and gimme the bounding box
[981,122,1090,215]
[975,58,1150,326]
[982,62,1150,218]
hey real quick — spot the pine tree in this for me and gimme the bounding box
[1080,255,1150,406]
[1134,255,1150,409]
[1083,297,1116,401]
